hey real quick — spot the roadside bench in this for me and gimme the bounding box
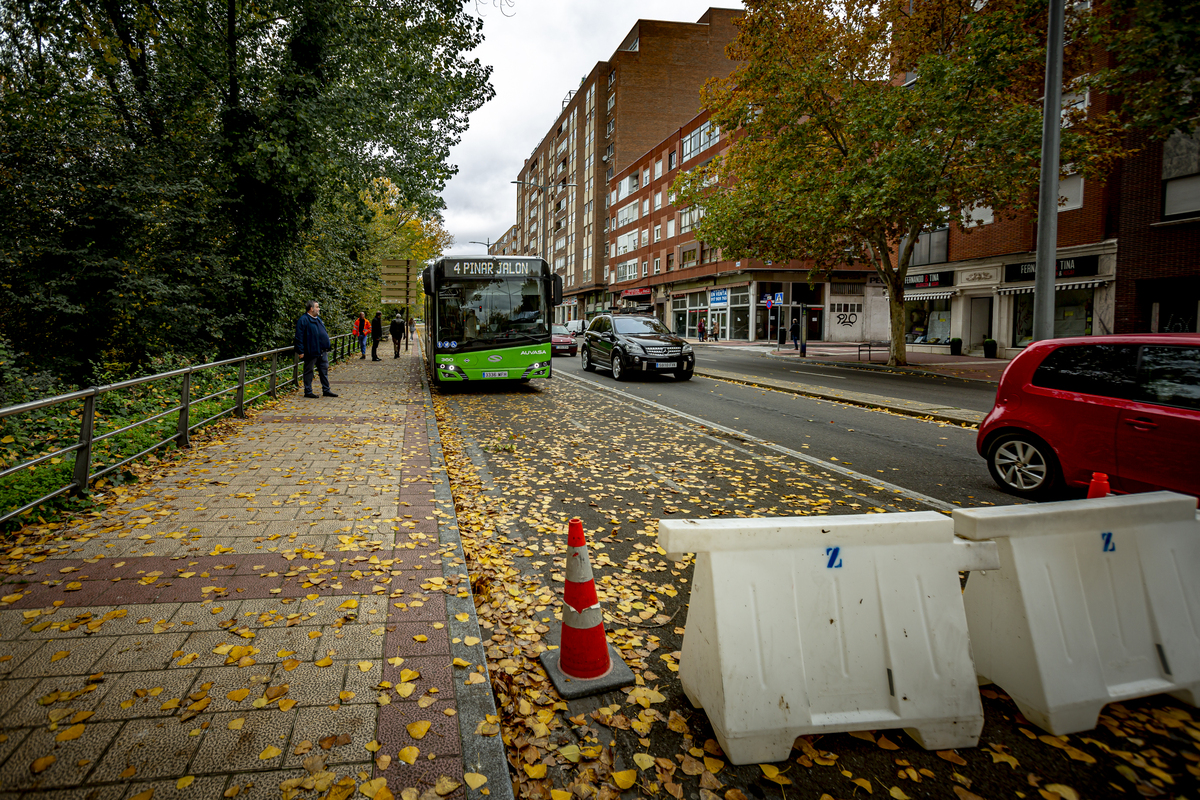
[857,340,889,360]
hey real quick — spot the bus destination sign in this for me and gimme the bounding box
[447,259,542,277]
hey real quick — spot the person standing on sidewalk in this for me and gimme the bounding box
[353,312,369,359]
[790,318,801,350]
[390,313,405,358]
[294,301,338,398]
[371,311,383,361]
[697,317,706,342]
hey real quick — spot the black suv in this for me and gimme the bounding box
[581,314,694,381]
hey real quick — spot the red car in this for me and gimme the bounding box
[551,325,578,357]
[978,334,1200,499]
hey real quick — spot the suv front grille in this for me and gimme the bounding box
[644,346,682,356]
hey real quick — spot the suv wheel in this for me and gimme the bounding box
[987,432,1061,499]
[611,351,626,381]
[582,346,595,372]
[675,369,693,381]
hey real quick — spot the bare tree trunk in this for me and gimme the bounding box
[888,288,908,367]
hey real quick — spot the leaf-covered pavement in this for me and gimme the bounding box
[0,353,499,800]
[434,375,1200,800]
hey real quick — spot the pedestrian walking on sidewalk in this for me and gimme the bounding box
[790,318,801,350]
[353,312,369,359]
[390,313,405,358]
[371,312,383,360]
[294,301,338,398]
[697,317,706,342]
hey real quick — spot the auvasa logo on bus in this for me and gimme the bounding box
[520,350,547,355]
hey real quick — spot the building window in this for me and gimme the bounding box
[607,70,615,88]
[616,201,638,227]
[641,261,648,277]
[903,224,948,267]
[653,225,661,242]
[963,204,994,227]
[616,258,637,282]
[668,151,677,170]
[666,219,675,238]
[667,254,675,271]
[681,247,699,267]
[654,191,662,210]
[1059,172,1084,211]
[1162,131,1200,220]
[654,258,661,274]
[654,160,663,179]
[642,198,650,216]
[679,206,705,234]
[607,120,615,137]
[640,229,648,247]
[682,121,720,162]
[607,93,615,112]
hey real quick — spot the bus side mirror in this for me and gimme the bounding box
[421,269,432,296]
[553,274,563,306]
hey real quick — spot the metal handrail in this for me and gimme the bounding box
[0,331,356,525]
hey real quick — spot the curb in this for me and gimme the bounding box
[758,351,1002,386]
[693,367,985,427]
[416,345,516,800]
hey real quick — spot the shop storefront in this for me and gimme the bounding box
[999,256,1105,348]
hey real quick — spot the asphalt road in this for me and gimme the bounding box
[696,345,999,412]
[554,352,1023,509]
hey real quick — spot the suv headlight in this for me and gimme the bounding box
[682,344,693,354]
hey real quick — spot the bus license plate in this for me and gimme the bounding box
[483,371,508,378]
[655,362,678,369]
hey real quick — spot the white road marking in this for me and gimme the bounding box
[558,370,957,513]
[790,370,847,380]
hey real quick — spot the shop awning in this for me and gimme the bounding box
[883,290,957,301]
[997,279,1106,296]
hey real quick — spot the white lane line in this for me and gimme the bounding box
[790,370,847,380]
[558,370,957,513]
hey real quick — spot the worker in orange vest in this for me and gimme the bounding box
[352,312,369,359]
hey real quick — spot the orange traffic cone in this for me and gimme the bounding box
[539,518,634,699]
[1087,472,1111,499]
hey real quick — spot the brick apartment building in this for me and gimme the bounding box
[506,8,742,324]
[604,110,876,343]
[599,82,1198,350]
[486,225,518,257]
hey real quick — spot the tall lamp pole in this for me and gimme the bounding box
[468,238,492,252]
[1033,0,1066,343]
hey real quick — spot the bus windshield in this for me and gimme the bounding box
[436,277,548,349]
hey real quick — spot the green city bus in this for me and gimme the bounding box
[421,256,562,384]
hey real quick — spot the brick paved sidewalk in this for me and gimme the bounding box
[0,348,508,800]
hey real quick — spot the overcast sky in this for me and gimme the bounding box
[439,0,744,257]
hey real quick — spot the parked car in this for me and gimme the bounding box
[581,313,695,381]
[977,334,1200,499]
[551,325,578,357]
[564,319,585,337]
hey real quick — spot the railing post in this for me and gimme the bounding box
[235,360,246,418]
[177,370,192,448]
[73,391,97,492]
[332,335,339,364]
[293,352,300,388]
[269,352,278,399]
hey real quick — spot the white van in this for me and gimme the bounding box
[564,319,585,337]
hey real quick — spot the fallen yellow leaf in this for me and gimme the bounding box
[406,721,431,739]
[366,740,382,752]
[31,755,55,773]
[452,658,471,668]
[358,661,373,672]
[888,788,911,800]
[398,746,419,764]
[338,599,358,609]
[259,745,282,760]
[227,688,249,702]
[228,718,245,730]
[610,769,636,789]
[177,775,195,789]
[51,651,70,663]
[464,773,487,790]
[633,753,655,770]
[56,724,85,742]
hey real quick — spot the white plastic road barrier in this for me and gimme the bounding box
[955,491,1200,736]
[660,512,999,764]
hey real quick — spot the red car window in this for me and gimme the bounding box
[1030,344,1139,398]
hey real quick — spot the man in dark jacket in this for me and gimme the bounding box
[389,313,406,358]
[789,318,801,351]
[295,300,338,398]
[371,312,384,361]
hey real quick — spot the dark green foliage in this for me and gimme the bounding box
[0,0,492,383]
